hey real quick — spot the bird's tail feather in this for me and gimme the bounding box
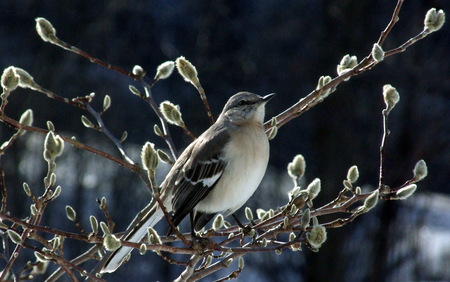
[100,201,164,273]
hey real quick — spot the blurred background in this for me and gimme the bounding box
[1,0,449,281]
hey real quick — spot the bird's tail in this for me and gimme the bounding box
[100,201,164,273]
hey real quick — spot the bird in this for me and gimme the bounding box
[101,91,275,273]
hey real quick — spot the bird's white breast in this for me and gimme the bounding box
[195,125,269,215]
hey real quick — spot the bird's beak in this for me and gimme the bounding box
[262,93,276,102]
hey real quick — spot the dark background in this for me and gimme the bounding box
[1,0,449,281]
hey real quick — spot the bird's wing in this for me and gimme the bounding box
[169,123,230,227]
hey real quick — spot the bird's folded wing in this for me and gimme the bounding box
[170,124,230,226]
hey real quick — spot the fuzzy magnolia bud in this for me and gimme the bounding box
[176,56,199,85]
[424,8,446,32]
[371,43,385,62]
[382,84,400,111]
[395,184,417,200]
[7,229,23,245]
[412,159,428,182]
[363,190,379,211]
[307,178,321,200]
[213,214,224,231]
[337,55,358,76]
[132,65,146,78]
[35,17,57,42]
[103,234,121,251]
[43,131,64,161]
[153,124,164,137]
[65,205,76,221]
[287,154,306,179]
[347,165,359,184]
[14,67,35,88]
[90,215,98,234]
[245,207,254,221]
[100,221,110,235]
[139,244,147,255]
[19,109,33,127]
[306,224,327,249]
[141,142,158,173]
[316,75,333,98]
[160,101,185,127]
[102,95,111,112]
[147,227,162,244]
[157,149,172,164]
[155,61,175,80]
[1,66,19,91]
[301,208,311,230]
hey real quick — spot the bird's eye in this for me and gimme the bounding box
[237,100,247,106]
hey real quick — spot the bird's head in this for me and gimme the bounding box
[220,92,275,126]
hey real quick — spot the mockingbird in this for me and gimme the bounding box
[101,91,275,273]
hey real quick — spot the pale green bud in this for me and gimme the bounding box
[316,75,334,98]
[245,207,254,221]
[153,124,164,137]
[65,205,76,221]
[383,84,400,111]
[81,115,95,128]
[46,121,55,132]
[275,249,282,255]
[223,258,233,267]
[1,66,19,91]
[34,251,49,262]
[347,165,359,184]
[129,85,141,96]
[132,65,146,78]
[213,214,224,231]
[155,61,175,80]
[395,184,417,200]
[424,8,446,32]
[119,131,128,143]
[139,244,147,255]
[238,257,245,270]
[43,131,64,161]
[102,95,111,112]
[287,154,306,179]
[261,238,268,247]
[301,208,311,230]
[30,204,38,216]
[337,55,358,76]
[159,101,185,127]
[256,208,266,219]
[289,232,296,242]
[157,149,172,164]
[306,224,327,249]
[223,220,231,229]
[90,215,98,234]
[412,159,428,182]
[141,142,158,172]
[355,186,362,195]
[371,43,385,62]
[307,178,321,200]
[103,234,121,251]
[147,227,162,244]
[52,185,61,199]
[205,255,213,267]
[35,17,57,42]
[7,229,22,245]
[363,190,379,211]
[267,124,278,140]
[14,67,35,88]
[100,221,110,235]
[23,182,32,197]
[176,56,198,84]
